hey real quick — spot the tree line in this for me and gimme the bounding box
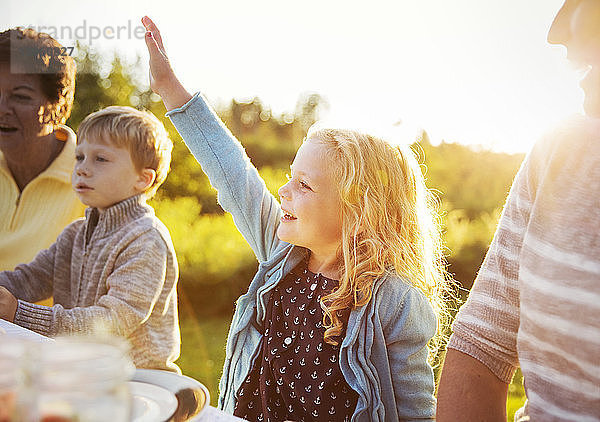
[67,46,524,316]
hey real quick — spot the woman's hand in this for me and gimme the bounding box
[141,16,192,111]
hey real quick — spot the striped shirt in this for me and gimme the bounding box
[449,115,600,421]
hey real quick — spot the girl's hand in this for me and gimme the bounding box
[141,16,192,111]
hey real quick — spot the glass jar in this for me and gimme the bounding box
[0,338,40,422]
[0,339,25,422]
[30,338,135,422]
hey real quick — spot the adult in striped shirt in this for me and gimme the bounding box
[437,1,600,421]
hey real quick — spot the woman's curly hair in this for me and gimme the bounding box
[0,27,76,125]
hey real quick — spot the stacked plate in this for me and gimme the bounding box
[130,369,210,422]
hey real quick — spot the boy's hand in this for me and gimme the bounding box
[0,287,18,322]
[141,16,192,111]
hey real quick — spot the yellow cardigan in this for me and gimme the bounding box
[0,125,85,271]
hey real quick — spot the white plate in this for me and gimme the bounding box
[129,381,178,422]
[131,369,210,420]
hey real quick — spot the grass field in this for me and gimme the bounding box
[175,316,230,406]
[175,316,526,421]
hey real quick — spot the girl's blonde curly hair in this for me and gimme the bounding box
[309,128,450,362]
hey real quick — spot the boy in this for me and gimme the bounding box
[0,106,180,372]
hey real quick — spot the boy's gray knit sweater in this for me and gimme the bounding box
[0,195,180,372]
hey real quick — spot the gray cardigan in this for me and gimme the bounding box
[167,93,437,421]
[0,195,180,372]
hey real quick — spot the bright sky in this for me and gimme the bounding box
[4,0,583,153]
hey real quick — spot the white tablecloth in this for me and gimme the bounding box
[1,320,245,421]
[0,318,53,342]
[195,406,246,421]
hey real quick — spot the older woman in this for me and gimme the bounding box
[0,28,84,271]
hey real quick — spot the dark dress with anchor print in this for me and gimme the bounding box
[233,259,358,422]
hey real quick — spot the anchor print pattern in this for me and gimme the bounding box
[234,260,357,421]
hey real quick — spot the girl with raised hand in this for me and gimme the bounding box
[142,16,449,421]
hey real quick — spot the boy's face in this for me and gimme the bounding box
[72,136,148,211]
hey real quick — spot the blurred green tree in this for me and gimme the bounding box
[413,131,524,288]
[416,130,523,219]
[66,47,524,314]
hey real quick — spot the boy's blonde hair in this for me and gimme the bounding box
[77,106,173,197]
[310,128,451,361]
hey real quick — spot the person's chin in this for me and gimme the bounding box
[276,226,293,243]
[583,96,600,118]
[76,194,97,209]
[0,134,21,152]
[581,67,600,118]
[80,199,96,208]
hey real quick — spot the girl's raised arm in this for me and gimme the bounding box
[140,15,284,262]
[142,16,192,111]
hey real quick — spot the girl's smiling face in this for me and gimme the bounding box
[277,138,343,262]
